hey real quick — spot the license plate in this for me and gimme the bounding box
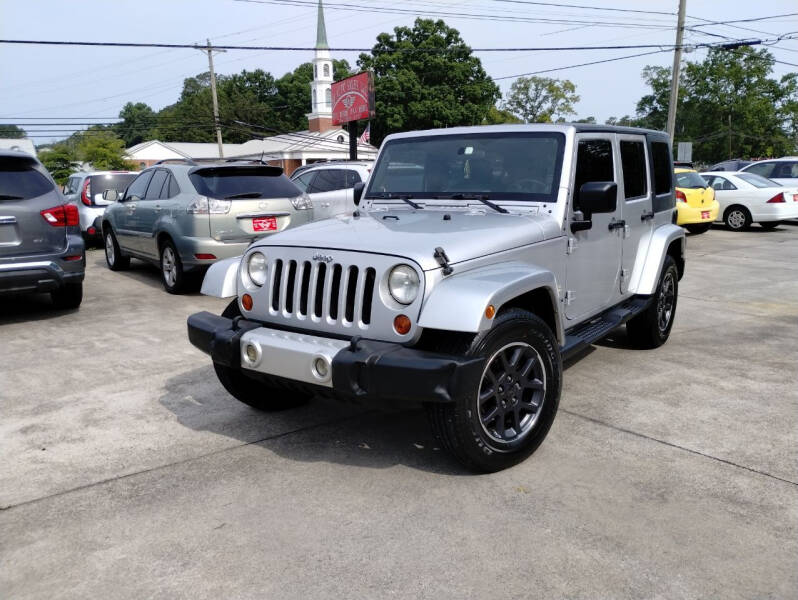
[701,211,710,219]
[252,217,277,232]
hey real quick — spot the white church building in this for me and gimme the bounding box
[126,0,376,175]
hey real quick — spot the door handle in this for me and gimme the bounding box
[641,210,655,221]
[154,204,161,213]
[608,219,626,231]
[127,203,136,211]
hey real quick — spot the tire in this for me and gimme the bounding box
[685,223,711,234]
[425,308,562,473]
[51,282,83,309]
[213,300,312,411]
[626,255,678,349]
[760,221,781,230]
[104,227,130,271]
[159,238,186,294]
[724,206,751,231]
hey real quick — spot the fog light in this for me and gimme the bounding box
[245,343,258,363]
[313,357,329,379]
[393,314,411,335]
[241,293,253,311]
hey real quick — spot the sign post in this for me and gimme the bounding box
[331,71,375,161]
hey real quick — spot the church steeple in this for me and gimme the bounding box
[307,0,335,132]
[315,0,328,50]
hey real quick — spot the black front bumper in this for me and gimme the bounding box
[187,311,485,406]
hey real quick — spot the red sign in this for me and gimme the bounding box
[331,72,375,125]
[252,217,277,232]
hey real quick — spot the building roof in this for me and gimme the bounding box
[125,139,246,160]
[230,129,377,159]
[0,138,36,157]
[315,0,328,49]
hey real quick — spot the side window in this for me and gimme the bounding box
[309,169,347,193]
[716,176,736,191]
[650,141,672,196]
[66,177,80,195]
[573,139,613,210]
[746,162,776,178]
[346,170,362,187]
[773,161,798,178]
[145,170,169,200]
[168,175,181,198]
[125,171,153,201]
[619,140,648,199]
[292,172,315,192]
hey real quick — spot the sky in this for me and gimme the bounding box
[1,0,796,144]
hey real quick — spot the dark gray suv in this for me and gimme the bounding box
[0,150,85,308]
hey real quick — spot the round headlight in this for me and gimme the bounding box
[247,252,268,286]
[388,264,419,305]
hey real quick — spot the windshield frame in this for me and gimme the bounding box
[364,131,567,204]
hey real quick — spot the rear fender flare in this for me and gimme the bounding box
[201,256,241,298]
[627,224,685,295]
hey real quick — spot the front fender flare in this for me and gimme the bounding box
[418,262,563,343]
[200,256,241,298]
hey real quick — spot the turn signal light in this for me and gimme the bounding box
[241,294,253,311]
[767,193,785,203]
[81,178,92,206]
[393,314,411,335]
[485,304,496,319]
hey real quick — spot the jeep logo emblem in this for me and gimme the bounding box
[312,253,334,263]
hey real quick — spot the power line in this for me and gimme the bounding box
[494,49,668,80]
[480,0,676,16]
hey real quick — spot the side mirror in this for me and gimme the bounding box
[103,189,120,202]
[570,182,617,233]
[353,181,365,206]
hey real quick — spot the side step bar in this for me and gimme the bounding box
[561,296,652,360]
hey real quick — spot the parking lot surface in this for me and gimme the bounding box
[2,225,797,599]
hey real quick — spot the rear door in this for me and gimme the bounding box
[618,136,652,295]
[0,155,66,259]
[702,174,739,220]
[307,169,352,219]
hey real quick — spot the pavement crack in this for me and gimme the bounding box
[561,409,798,488]
[0,411,371,513]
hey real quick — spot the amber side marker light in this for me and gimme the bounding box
[485,304,496,319]
[241,294,253,311]
[394,314,411,335]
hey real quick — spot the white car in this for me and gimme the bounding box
[290,161,372,220]
[739,157,798,186]
[700,171,798,230]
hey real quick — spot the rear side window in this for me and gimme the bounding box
[168,175,181,198]
[772,161,798,178]
[145,170,169,199]
[190,167,300,199]
[309,169,348,193]
[620,140,647,199]
[573,139,613,210]
[126,171,153,200]
[0,163,54,200]
[703,175,736,191]
[745,162,776,178]
[650,142,672,195]
[64,176,81,195]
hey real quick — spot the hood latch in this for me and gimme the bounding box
[434,246,454,276]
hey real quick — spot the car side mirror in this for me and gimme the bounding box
[103,189,120,202]
[353,181,365,206]
[570,182,617,234]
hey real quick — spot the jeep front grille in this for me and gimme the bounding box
[268,258,377,327]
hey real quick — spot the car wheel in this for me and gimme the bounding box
[104,228,130,271]
[213,300,312,410]
[760,221,781,230]
[159,239,186,294]
[626,255,678,349]
[425,308,561,473]
[685,223,711,234]
[51,282,83,309]
[724,206,752,231]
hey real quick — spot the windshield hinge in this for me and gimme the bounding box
[434,246,454,276]
[566,238,577,254]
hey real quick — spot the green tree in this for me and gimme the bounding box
[503,76,579,123]
[115,102,157,147]
[358,19,500,146]
[39,144,79,184]
[0,124,26,138]
[605,115,640,127]
[482,106,522,125]
[574,116,597,124]
[75,127,135,170]
[273,60,351,132]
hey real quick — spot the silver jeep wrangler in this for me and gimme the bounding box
[188,124,685,472]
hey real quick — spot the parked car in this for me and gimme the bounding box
[63,171,139,241]
[700,171,798,230]
[708,158,752,172]
[674,168,719,234]
[101,160,313,294]
[187,124,685,472]
[0,150,85,308]
[290,160,372,220]
[739,157,798,186]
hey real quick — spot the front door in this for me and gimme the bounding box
[618,135,653,295]
[564,135,623,321]
[115,170,153,254]
[134,169,169,258]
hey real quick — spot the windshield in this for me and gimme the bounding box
[190,167,301,199]
[737,173,781,188]
[675,171,707,189]
[366,132,566,203]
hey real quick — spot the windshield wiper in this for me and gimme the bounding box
[448,193,508,214]
[363,192,422,209]
[224,191,262,199]
[0,194,23,200]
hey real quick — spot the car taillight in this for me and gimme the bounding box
[767,193,785,203]
[41,204,79,227]
[676,189,687,203]
[81,179,91,206]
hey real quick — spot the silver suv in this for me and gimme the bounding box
[0,150,85,308]
[188,124,685,472]
[102,160,313,293]
[290,160,372,220]
[63,171,139,241]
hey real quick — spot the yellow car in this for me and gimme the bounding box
[674,168,719,234]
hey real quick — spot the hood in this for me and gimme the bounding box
[253,208,561,270]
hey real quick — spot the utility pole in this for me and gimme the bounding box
[201,39,226,159]
[666,0,687,141]
[728,114,732,159]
